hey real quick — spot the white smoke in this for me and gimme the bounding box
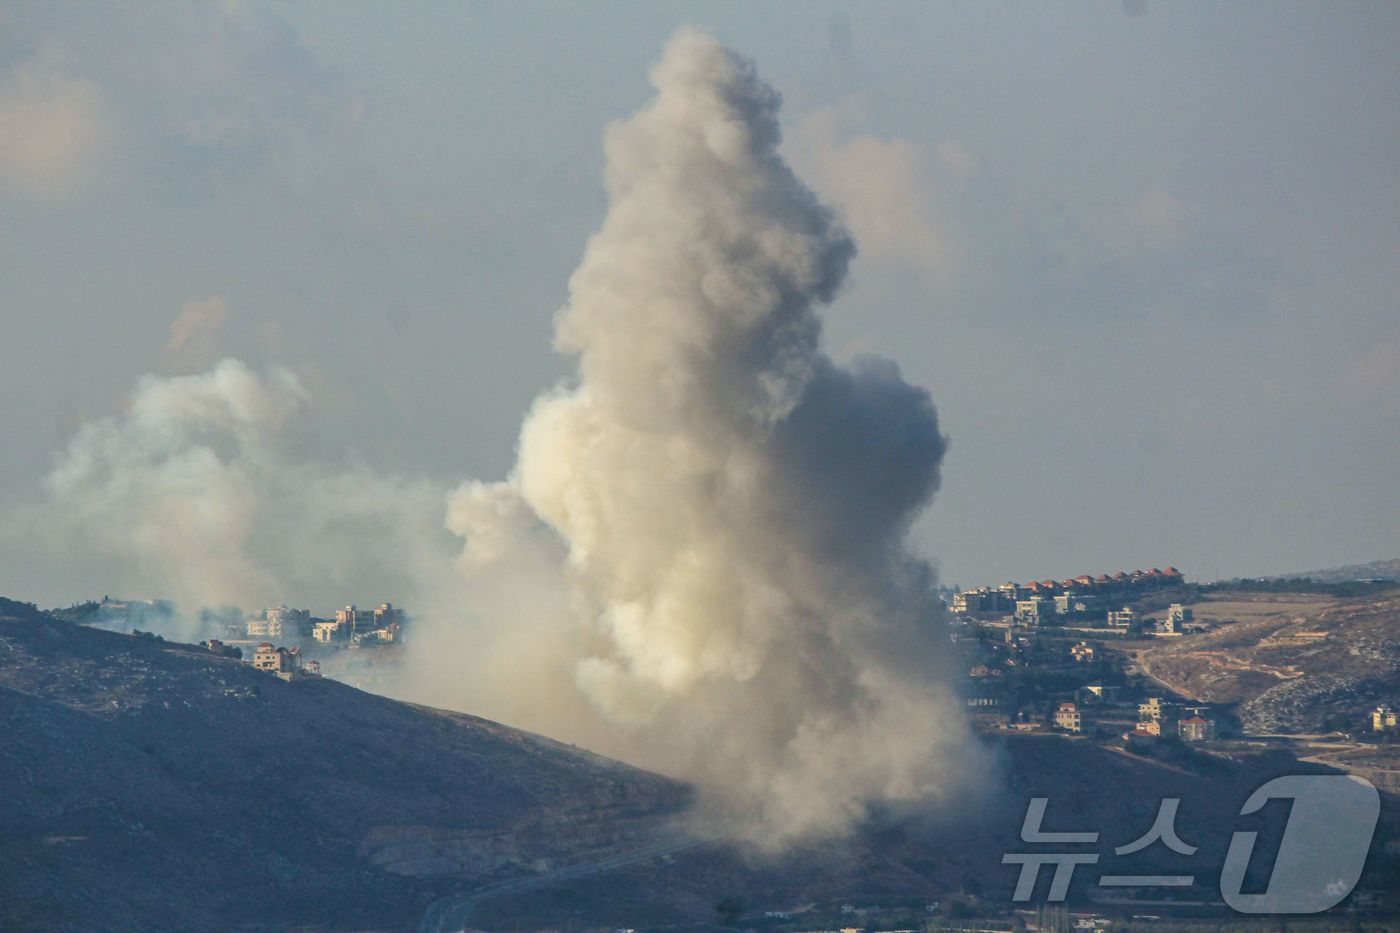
[410,29,982,842]
[23,359,452,627]
[18,29,984,843]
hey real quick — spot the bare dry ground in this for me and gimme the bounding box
[1138,589,1400,733]
[1182,592,1341,624]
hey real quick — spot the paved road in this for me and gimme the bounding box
[417,833,717,933]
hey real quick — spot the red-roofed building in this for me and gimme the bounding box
[1179,715,1216,742]
[1125,725,1159,748]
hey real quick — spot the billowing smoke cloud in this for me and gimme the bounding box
[18,29,982,842]
[412,30,981,841]
[22,359,452,635]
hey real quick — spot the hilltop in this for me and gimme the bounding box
[1276,557,1400,584]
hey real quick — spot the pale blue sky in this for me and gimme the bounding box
[2,1,1397,603]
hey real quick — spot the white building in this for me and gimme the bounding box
[1166,603,1194,625]
[313,620,347,643]
[1107,606,1137,629]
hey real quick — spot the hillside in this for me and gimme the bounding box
[1278,557,1400,583]
[4,599,1396,930]
[1138,589,1400,733]
[452,734,1399,929]
[0,606,690,932]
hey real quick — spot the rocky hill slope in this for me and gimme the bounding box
[0,604,689,931]
[1139,589,1400,733]
[4,596,1395,930]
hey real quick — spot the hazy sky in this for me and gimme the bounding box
[2,1,1397,605]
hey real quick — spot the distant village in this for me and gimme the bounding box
[196,601,406,682]
[952,566,1192,632]
[947,567,1399,751]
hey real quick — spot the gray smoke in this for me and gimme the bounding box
[411,29,982,842]
[22,359,452,623]
[17,29,984,843]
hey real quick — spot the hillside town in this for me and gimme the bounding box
[213,601,407,681]
[16,569,1400,929]
[948,567,1400,758]
[55,596,410,685]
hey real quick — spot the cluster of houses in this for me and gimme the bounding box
[1124,696,1217,746]
[200,637,322,681]
[952,567,1186,628]
[220,601,406,683]
[1051,694,1218,747]
[245,602,404,646]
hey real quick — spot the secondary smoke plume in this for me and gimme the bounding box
[22,359,451,635]
[414,29,981,841]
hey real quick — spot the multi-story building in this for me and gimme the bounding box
[246,606,311,639]
[1054,702,1083,733]
[335,602,404,637]
[313,620,347,643]
[1107,606,1137,629]
[1137,698,1181,737]
[251,643,315,681]
[266,605,311,637]
[952,587,1013,615]
[335,605,376,636]
[252,642,296,676]
[1015,596,1054,626]
[246,616,283,639]
[1372,705,1398,733]
[1166,603,1194,626]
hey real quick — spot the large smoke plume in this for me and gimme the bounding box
[16,30,982,841]
[416,30,980,840]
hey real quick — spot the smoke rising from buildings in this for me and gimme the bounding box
[20,359,451,636]
[414,30,981,840]
[15,30,982,842]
